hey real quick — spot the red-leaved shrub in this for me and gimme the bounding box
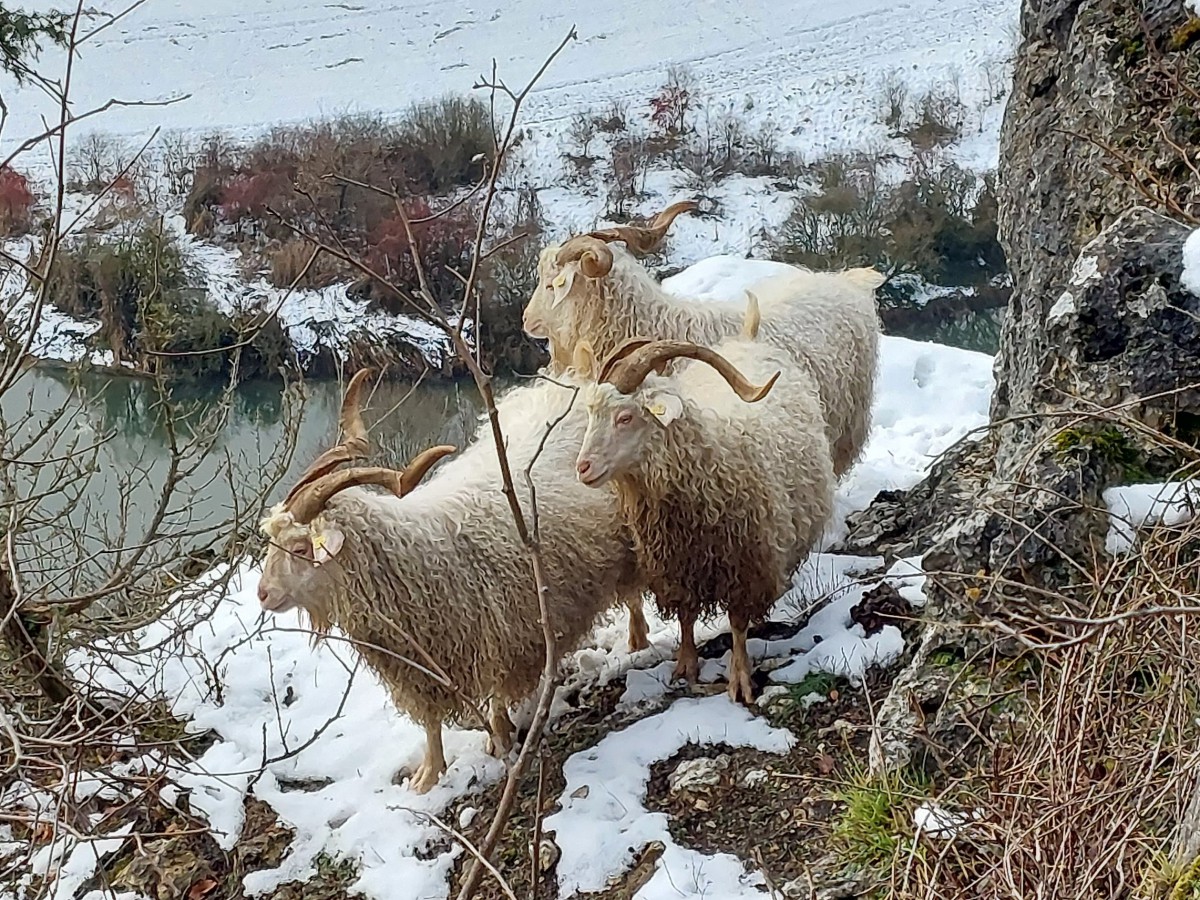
[219,171,292,227]
[365,197,476,310]
[0,167,35,237]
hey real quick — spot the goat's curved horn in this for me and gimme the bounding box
[554,235,613,278]
[284,368,374,507]
[596,337,655,387]
[600,339,779,402]
[287,467,405,525]
[399,444,456,494]
[587,200,699,256]
[287,445,457,525]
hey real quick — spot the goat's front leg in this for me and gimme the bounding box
[625,595,650,653]
[485,699,515,757]
[671,608,700,684]
[409,721,446,794]
[727,613,755,705]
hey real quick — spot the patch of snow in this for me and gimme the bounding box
[546,696,794,898]
[1183,228,1200,297]
[886,556,930,608]
[1103,480,1200,554]
[1047,290,1076,326]
[764,554,914,686]
[913,801,979,838]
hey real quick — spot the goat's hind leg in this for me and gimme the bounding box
[409,721,446,794]
[671,608,700,684]
[625,594,650,653]
[726,613,755,705]
[485,699,515,757]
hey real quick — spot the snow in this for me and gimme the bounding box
[1183,229,1200,298]
[913,802,979,839]
[546,696,793,898]
[1103,480,1200,554]
[1,0,1018,170]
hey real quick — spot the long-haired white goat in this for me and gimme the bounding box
[257,369,648,792]
[523,201,883,477]
[571,295,836,702]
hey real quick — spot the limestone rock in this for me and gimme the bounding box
[667,755,730,795]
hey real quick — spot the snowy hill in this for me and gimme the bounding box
[1,0,1021,372]
[6,0,1017,163]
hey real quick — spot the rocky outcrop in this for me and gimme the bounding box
[992,0,1199,470]
[854,0,1200,781]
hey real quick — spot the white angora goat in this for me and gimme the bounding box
[256,369,648,792]
[523,201,883,477]
[571,300,836,703]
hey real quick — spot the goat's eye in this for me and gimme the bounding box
[293,543,313,560]
[616,411,634,427]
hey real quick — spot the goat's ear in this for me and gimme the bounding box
[572,340,597,378]
[551,263,579,308]
[310,525,345,566]
[643,391,684,427]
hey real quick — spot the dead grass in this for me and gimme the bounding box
[874,517,1200,899]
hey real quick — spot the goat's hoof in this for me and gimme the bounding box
[485,733,513,758]
[408,762,443,794]
[671,656,700,685]
[726,671,756,706]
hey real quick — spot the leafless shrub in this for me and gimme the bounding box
[886,504,1200,898]
[158,129,196,197]
[605,135,652,219]
[563,109,601,187]
[773,150,1004,294]
[878,70,910,133]
[0,10,314,894]
[67,131,145,194]
[594,98,628,134]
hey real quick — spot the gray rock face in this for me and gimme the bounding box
[992,0,1197,471]
[857,0,1200,779]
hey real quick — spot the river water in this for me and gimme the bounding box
[0,367,489,604]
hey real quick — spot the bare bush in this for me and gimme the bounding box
[67,131,144,194]
[0,11,307,894]
[878,70,910,133]
[883,507,1200,898]
[605,135,652,219]
[649,65,696,137]
[773,151,1004,295]
[595,98,629,134]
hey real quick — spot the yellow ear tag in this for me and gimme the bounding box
[646,402,666,417]
[552,273,566,288]
[311,533,327,552]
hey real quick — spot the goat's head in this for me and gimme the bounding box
[522,200,698,344]
[257,368,455,614]
[575,335,779,488]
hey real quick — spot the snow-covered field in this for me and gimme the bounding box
[0,0,1020,367]
[5,0,1016,162]
[2,255,996,900]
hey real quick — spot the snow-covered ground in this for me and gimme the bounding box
[2,254,996,900]
[5,0,1016,164]
[0,0,1020,368]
